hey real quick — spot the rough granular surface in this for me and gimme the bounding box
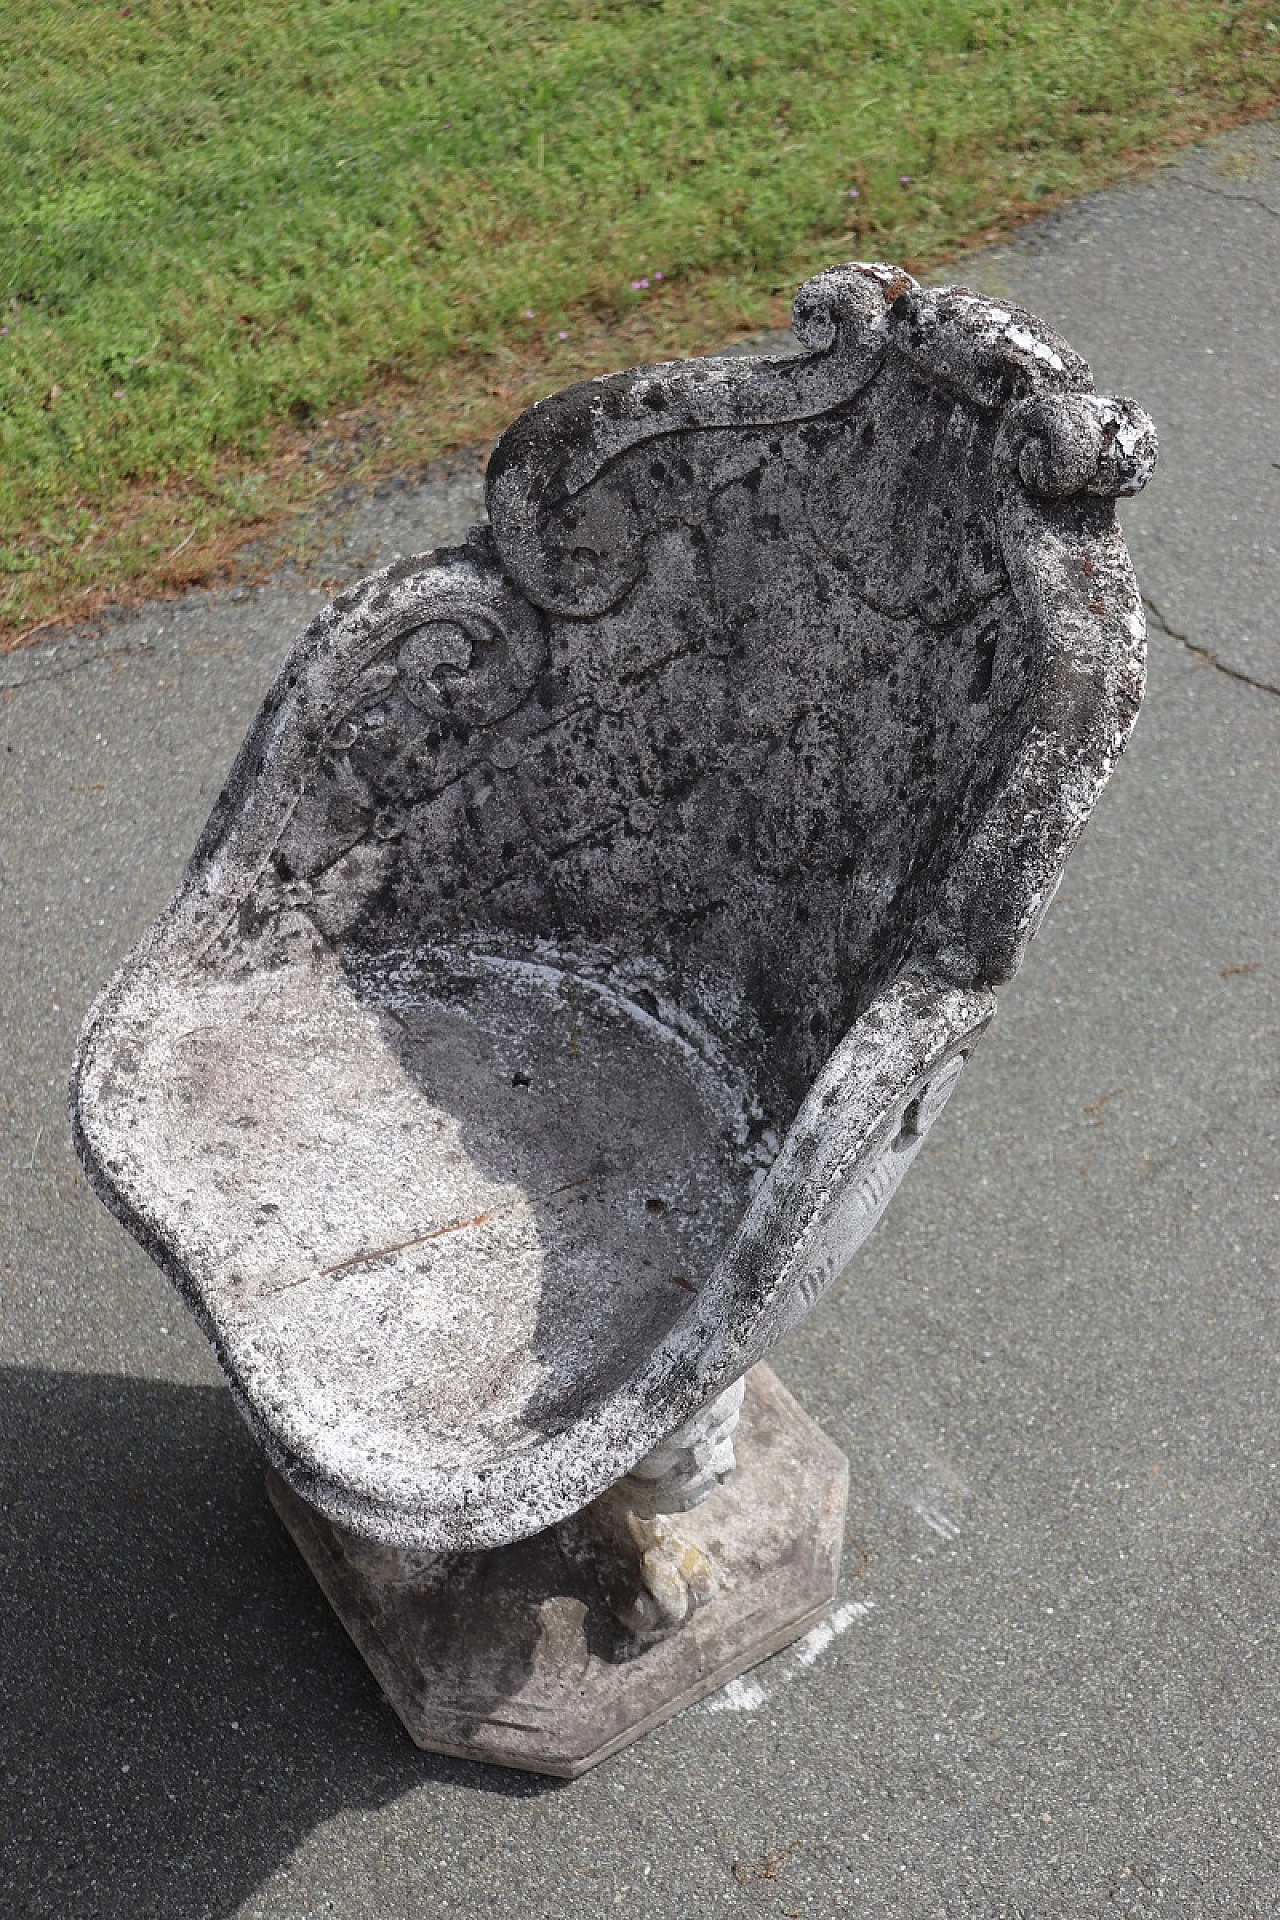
[80,945,756,1488]
[71,260,1155,1552]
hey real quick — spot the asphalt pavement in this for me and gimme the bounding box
[2,120,1277,1919]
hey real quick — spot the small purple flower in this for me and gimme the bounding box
[630,280,643,290]
[0,327,8,336]
[557,329,568,340]
[523,309,535,319]
[899,173,912,186]
[113,388,125,398]
[654,270,664,281]
[848,188,859,199]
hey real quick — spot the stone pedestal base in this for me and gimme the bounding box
[266,1365,848,1778]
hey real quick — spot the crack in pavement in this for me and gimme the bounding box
[0,638,161,695]
[0,593,317,696]
[1179,175,1280,223]
[1143,595,1280,700]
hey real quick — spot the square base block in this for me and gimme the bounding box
[267,1365,849,1778]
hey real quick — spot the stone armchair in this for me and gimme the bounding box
[72,262,1154,1775]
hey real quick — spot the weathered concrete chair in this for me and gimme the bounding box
[72,262,1154,1775]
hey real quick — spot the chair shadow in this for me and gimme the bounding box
[1,1367,561,1920]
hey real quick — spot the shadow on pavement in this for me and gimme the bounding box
[1,1368,559,1920]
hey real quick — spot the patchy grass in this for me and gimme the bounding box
[3,0,1279,642]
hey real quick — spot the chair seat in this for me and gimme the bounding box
[79,940,755,1512]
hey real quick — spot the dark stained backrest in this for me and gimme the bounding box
[222,264,1152,1127]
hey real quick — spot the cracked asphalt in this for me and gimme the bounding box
[2,122,1277,1920]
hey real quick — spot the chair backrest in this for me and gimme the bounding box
[200,263,1154,1128]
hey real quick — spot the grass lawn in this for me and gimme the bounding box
[3,0,1279,642]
